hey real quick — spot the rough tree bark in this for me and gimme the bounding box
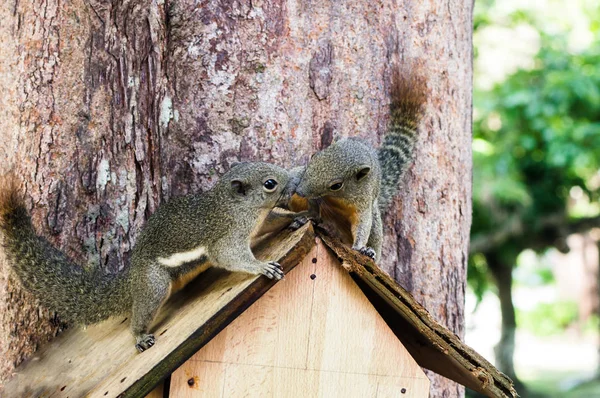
[0,0,472,395]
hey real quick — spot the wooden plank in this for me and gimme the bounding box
[317,226,518,398]
[144,381,164,398]
[170,361,223,398]
[1,224,315,398]
[307,242,426,378]
[376,376,430,398]
[170,239,430,397]
[193,243,316,370]
[172,361,430,398]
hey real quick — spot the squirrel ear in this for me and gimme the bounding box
[231,161,248,169]
[355,166,371,181]
[231,179,247,196]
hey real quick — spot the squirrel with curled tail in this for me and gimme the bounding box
[0,162,304,352]
[292,70,427,262]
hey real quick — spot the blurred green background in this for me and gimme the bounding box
[466,0,600,396]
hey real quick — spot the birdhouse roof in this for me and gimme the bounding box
[318,227,517,398]
[2,224,516,398]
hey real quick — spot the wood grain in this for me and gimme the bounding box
[170,240,430,397]
[0,224,314,398]
[172,362,430,398]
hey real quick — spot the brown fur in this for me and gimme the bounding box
[389,68,428,130]
[171,261,212,292]
[0,174,26,229]
[288,194,309,213]
[289,192,356,245]
[320,197,357,245]
[377,67,428,213]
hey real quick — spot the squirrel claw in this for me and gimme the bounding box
[357,247,376,260]
[135,334,156,353]
[262,261,284,280]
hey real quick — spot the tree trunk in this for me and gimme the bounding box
[0,1,473,395]
[486,253,526,394]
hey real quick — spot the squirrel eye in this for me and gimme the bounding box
[329,182,343,191]
[263,179,278,192]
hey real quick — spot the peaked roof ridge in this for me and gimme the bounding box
[316,225,518,398]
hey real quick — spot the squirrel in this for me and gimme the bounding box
[0,162,302,352]
[293,70,427,262]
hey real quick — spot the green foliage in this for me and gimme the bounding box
[535,267,555,285]
[516,301,579,336]
[583,314,599,335]
[513,250,556,287]
[470,1,600,302]
[467,254,491,303]
[473,0,495,33]
[473,42,600,225]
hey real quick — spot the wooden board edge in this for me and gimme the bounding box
[120,226,316,398]
[353,271,514,398]
[316,227,518,398]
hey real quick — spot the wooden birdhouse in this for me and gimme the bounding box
[170,243,430,397]
[2,225,517,398]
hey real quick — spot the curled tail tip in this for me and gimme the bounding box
[0,173,27,229]
[390,68,428,127]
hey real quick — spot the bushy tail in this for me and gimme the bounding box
[377,70,427,212]
[0,175,131,325]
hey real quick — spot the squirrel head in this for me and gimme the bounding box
[295,139,376,200]
[221,162,296,210]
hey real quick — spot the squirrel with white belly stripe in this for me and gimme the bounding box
[0,162,303,352]
[293,70,427,262]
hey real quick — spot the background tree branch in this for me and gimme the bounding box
[470,214,600,254]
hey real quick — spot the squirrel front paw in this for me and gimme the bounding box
[261,261,284,280]
[356,247,376,260]
[288,216,309,230]
[135,334,156,353]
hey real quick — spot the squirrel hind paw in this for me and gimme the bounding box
[357,247,377,260]
[135,334,156,353]
[262,262,284,280]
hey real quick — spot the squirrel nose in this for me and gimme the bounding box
[295,187,306,198]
